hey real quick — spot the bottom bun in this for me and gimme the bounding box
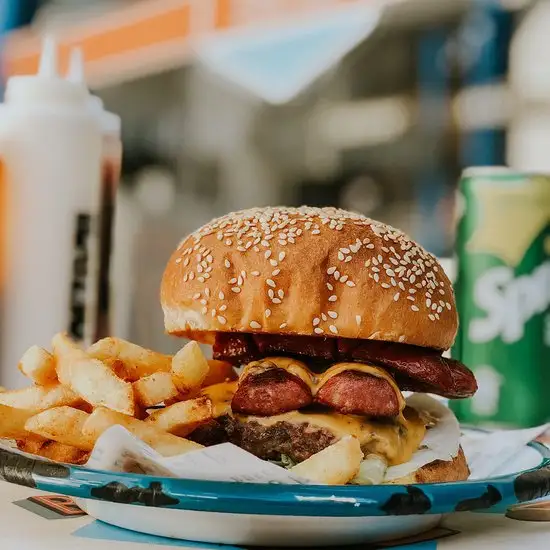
[385,446,469,484]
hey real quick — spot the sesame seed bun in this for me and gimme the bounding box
[161,207,457,350]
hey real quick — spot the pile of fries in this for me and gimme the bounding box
[0,333,236,464]
[0,333,367,485]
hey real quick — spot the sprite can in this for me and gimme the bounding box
[450,167,550,428]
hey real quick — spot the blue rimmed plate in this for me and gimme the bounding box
[1,431,549,547]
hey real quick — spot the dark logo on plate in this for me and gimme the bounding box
[380,486,432,515]
[514,465,550,503]
[91,481,179,507]
[455,485,502,511]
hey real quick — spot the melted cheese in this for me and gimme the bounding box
[200,381,237,417]
[201,377,425,467]
[241,406,426,466]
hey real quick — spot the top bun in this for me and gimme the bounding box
[161,207,457,350]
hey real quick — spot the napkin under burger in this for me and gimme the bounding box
[161,206,476,483]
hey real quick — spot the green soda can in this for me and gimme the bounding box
[450,167,550,428]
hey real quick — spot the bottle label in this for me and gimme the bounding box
[68,213,91,342]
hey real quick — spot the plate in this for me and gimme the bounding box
[1,432,549,547]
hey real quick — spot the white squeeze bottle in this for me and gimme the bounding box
[67,48,122,342]
[0,37,102,387]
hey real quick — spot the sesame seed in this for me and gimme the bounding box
[340,275,348,283]
[198,276,205,282]
[237,276,243,286]
[411,305,419,312]
[328,295,337,302]
[329,325,338,334]
[280,323,287,329]
[446,302,451,310]
[219,305,227,311]
[175,258,182,264]
[327,267,336,275]
[398,282,406,291]
[366,243,375,249]
[189,272,195,280]
[219,291,225,300]
[229,277,237,284]
[313,317,320,326]
[279,252,286,261]
[314,327,324,334]
[346,281,355,287]
[272,269,281,276]
[428,314,435,321]
[268,289,275,299]
[381,283,390,289]
[269,259,278,267]
[312,230,321,235]
[327,283,334,291]
[386,269,395,277]
[334,271,340,280]
[374,273,380,282]
[364,260,371,267]
[393,293,400,301]
[407,296,415,301]
[205,288,210,298]
[272,298,282,304]
[217,316,227,325]
[338,252,345,261]
[211,309,216,317]
[426,299,431,308]
[265,250,272,259]
[231,287,241,293]
[266,279,276,288]
[328,311,338,319]
[252,271,260,276]
[356,315,362,325]
[224,259,231,268]
[201,306,208,315]
[321,313,327,321]
[250,321,261,329]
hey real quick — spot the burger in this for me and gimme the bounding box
[160,206,477,484]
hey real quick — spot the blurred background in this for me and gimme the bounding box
[0,0,546,354]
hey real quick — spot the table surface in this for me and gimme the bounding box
[1,480,549,550]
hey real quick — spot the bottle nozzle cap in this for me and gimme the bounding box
[38,35,59,77]
[67,47,85,86]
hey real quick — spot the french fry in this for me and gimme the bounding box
[18,346,58,385]
[17,436,47,456]
[0,404,36,439]
[145,397,213,436]
[0,384,82,412]
[290,436,363,485]
[88,337,172,381]
[171,341,209,395]
[82,407,203,456]
[25,407,94,451]
[133,372,180,407]
[33,440,89,465]
[52,333,134,415]
[203,360,237,387]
